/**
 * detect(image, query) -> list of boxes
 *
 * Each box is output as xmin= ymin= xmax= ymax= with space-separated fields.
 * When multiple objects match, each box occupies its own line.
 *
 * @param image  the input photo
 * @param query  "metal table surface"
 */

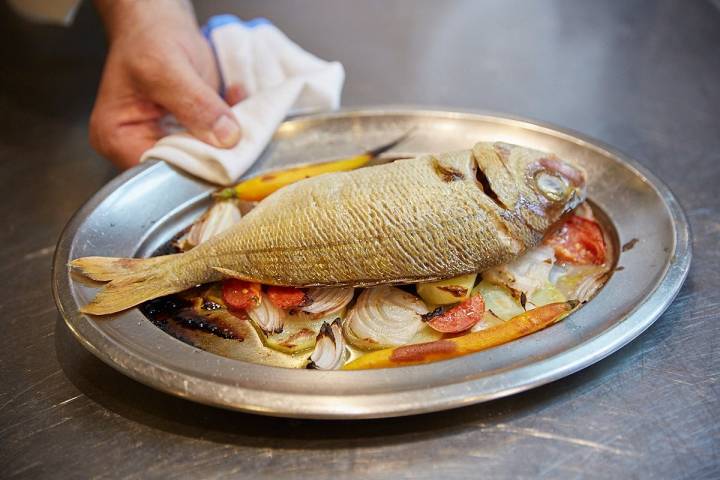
xmin=0 ymin=1 xmax=718 ymax=478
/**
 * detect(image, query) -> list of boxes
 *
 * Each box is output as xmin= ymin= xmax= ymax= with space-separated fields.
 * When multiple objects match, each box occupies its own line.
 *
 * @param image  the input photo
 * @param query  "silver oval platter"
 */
xmin=52 ymin=108 xmax=691 ymax=419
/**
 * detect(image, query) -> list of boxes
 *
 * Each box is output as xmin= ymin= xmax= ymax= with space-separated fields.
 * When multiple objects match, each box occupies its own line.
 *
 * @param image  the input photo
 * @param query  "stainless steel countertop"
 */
xmin=1 ymin=1 xmax=718 ymax=478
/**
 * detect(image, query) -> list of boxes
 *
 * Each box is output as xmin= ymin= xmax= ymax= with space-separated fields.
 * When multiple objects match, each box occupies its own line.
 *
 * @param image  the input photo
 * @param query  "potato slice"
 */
xmin=416 ymin=273 xmax=477 ymax=305
xmin=472 ymin=280 xmax=524 ymax=320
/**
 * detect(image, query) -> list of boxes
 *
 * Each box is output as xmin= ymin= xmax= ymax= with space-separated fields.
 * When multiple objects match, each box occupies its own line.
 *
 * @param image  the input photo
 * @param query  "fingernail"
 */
xmin=212 ymin=114 xmax=241 ymax=147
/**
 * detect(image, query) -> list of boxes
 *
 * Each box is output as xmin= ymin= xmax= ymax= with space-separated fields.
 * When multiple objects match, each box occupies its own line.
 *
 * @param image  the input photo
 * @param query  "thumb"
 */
xmin=148 ymin=64 xmax=242 ymax=148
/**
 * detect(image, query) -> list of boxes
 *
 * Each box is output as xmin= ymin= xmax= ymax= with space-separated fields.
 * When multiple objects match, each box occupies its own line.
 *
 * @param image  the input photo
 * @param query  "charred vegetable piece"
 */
xmin=307 ymin=319 xmax=347 ymax=370
xmin=544 ymin=214 xmax=606 ymax=265
xmin=423 ymin=294 xmax=485 ymax=333
xmin=217 ymin=133 xmax=412 ymax=202
xmin=222 ymin=279 xmax=261 ymax=310
xmin=343 ymin=301 xmax=577 ymax=370
xmin=416 ymin=273 xmax=477 ymax=306
xmin=254 ymin=300 xmax=343 ymax=354
xmin=267 ymin=286 xmax=310 ymax=310
xmin=264 ymin=318 xmax=318 ymax=353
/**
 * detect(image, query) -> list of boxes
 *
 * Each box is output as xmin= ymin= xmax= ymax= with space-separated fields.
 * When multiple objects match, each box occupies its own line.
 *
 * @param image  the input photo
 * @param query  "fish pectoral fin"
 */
xmin=212 ymin=267 xmax=257 ymax=282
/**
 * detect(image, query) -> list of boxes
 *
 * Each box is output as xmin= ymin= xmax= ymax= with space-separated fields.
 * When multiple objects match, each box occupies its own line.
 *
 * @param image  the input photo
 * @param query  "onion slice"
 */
xmin=343 ymin=286 xmax=429 ymax=350
xmin=555 ymin=264 xmax=609 ymax=303
xmin=483 ymin=245 xmax=555 ymax=296
xmin=307 ymin=319 xmax=346 ymax=370
xmin=247 ymin=293 xmax=285 ymax=334
xmin=303 ymin=287 xmax=354 ymax=315
xmin=185 ymin=200 xmax=242 ymax=249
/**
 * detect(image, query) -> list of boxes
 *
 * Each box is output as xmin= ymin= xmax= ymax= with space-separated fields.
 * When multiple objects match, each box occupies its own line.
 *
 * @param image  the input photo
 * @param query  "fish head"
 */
xmin=472 ymin=142 xmax=587 ymax=229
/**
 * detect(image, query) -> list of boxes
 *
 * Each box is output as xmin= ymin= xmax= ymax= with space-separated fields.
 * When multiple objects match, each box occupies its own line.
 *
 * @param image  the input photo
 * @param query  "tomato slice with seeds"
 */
xmin=267 ymin=286 xmax=310 ymax=310
xmin=425 ymin=294 xmax=485 ymax=333
xmin=222 ymin=279 xmax=261 ymax=310
xmin=544 ymin=214 xmax=606 ymax=265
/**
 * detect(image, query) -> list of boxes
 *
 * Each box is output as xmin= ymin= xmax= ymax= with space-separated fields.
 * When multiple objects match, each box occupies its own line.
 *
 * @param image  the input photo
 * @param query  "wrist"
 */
xmin=94 ymin=0 xmax=197 ymax=42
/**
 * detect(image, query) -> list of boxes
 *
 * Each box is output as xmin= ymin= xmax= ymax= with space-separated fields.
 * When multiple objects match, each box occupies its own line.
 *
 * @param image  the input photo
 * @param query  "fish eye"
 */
xmin=534 ymin=171 xmax=570 ymax=201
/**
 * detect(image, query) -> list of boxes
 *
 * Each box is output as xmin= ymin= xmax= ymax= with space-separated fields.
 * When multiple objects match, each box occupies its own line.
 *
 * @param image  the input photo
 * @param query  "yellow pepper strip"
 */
xmin=343 ymin=301 xmax=578 ymax=370
xmin=217 ymin=131 xmax=413 ymax=202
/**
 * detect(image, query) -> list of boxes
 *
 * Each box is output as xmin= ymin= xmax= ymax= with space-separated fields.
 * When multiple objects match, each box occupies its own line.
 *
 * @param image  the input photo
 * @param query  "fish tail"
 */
xmin=70 ymin=254 xmax=188 ymax=315
xmin=69 ymin=255 xmax=180 ymax=281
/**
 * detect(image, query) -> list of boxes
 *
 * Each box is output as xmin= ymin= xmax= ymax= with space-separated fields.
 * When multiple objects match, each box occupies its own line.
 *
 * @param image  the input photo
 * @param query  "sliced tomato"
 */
xmin=544 ymin=214 xmax=606 ymax=265
xmin=222 ymin=279 xmax=261 ymax=310
xmin=267 ymin=286 xmax=310 ymax=310
xmin=424 ymin=294 xmax=485 ymax=333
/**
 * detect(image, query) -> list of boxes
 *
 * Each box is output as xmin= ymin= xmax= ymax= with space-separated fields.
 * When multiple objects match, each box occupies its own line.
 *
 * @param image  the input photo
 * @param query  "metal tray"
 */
xmin=52 ymin=108 xmax=691 ymax=419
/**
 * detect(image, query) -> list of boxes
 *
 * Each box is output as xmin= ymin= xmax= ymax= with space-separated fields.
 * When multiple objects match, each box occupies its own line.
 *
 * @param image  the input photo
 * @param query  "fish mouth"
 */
xmin=564 ymin=186 xmax=586 ymax=213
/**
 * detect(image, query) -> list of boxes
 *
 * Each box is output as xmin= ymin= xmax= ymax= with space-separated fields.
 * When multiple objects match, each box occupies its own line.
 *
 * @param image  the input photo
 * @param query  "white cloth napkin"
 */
xmin=140 ymin=15 xmax=345 ymax=185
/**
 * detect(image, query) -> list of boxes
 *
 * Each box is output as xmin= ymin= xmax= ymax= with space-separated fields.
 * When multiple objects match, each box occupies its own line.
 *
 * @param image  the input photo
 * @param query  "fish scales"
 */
xmin=71 ymin=142 xmax=586 ymax=314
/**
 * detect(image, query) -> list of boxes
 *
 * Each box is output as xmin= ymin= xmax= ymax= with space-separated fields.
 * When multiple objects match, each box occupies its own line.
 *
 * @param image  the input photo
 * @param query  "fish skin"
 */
xmin=71 ymin=142 xmax=586 ymax=314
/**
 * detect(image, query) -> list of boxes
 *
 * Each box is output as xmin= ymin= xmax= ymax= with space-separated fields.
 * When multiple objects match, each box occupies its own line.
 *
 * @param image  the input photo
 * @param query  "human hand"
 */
xmin=91 ymin=0 xmax=244 ymax=169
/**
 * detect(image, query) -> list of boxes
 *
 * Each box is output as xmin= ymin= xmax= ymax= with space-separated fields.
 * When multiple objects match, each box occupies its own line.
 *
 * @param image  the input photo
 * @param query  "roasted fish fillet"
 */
xmin=71 ymin=142 xmax=586 ymax=314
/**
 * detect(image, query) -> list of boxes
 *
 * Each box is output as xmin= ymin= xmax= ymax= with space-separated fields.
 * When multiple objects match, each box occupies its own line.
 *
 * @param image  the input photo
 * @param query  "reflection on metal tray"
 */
xmin=52 ymin=107 xmax=691 ymax=419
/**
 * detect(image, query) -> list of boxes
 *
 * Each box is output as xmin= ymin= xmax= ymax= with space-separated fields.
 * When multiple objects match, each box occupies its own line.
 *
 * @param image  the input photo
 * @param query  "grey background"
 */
xmin=1 ymin=0 xmax=718 ymax=478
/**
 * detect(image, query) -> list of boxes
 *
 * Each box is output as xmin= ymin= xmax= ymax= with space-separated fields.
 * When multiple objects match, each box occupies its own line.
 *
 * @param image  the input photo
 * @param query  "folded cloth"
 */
xmin=140 ymin=15 xmax=345 ymax=185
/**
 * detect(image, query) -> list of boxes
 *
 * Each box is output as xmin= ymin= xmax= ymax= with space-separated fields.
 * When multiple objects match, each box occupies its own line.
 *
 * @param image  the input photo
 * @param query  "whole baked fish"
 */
xmin=72 ymin=142 xmax=586 ymax=314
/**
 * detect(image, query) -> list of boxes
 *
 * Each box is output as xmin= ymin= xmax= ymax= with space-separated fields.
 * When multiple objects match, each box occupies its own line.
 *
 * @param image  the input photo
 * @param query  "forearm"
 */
xmin=93 ymin=0 xmax=197 ymax=42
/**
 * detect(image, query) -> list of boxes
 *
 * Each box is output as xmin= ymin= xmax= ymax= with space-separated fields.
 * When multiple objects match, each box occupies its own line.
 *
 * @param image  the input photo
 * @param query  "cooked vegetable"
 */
xmin=544 ymin=214 xmax=606 ymax=265
xmin=216 ymin=133 xmax=412 ymax=202
xmin=554 ymin=264 xmax=609 ymax=303
xmin=302 ymin=287 xmax=354 ymax=315
xmin=343 ymin=286 xmax=429 ymax=350
xmin=343 ymin=301 xmax=577 ymax=370
xmin=267 ymin=286 xmax=310 ymax=310
xmin=423 ymin=294 xmax=485 ymax=333
xmin=246 ymin=292 xmax=285 ymax=334
xmin=483 ymin=245 xmax=555 ymax=296
xmin=307 ymin=319 xmax=346 ymax=370
xmin=472 ymin=280 xmax=524 ymax=320
xmin=263 ymin=311 xmax=331 ymax=353
xmin=527 ymin=283 xmax=565 ymax=308
xmin=222 ymin=279 xmax=261 ymax=310
xmin=470 ymin=310 xmax=506 ymax=332
xmin=416 ymin=273 xmax=477 ymax=306
xmin=185 ymin=200 xmax=242 ymax=249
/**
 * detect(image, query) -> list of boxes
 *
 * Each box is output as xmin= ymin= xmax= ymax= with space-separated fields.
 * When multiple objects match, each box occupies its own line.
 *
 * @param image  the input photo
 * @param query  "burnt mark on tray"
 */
xmin=622 ymin=238 xmax=639 ymax=252
xmin=433 ymin=159 xmax=465 ymax=182
xmin=174 ymin=310 xmax=239 ymax=339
